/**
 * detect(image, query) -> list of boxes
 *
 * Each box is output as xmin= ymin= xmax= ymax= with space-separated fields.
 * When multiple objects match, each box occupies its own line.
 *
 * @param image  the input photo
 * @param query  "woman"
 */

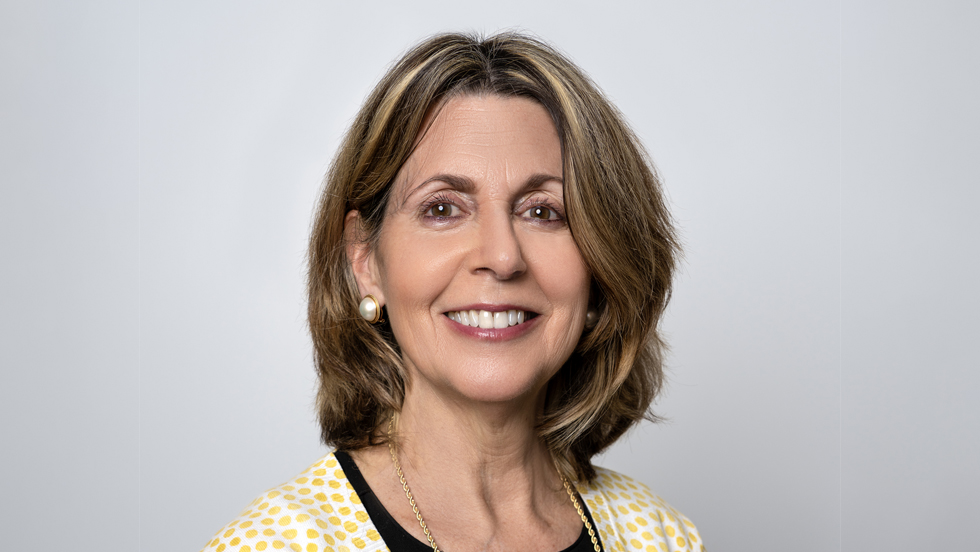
xmin=203 ymin=33 xmax=704 ymax=552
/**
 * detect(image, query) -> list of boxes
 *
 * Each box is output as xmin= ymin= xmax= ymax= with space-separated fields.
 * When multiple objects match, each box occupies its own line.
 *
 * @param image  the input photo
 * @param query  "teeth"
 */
xmin=493 ymin=311 xmax=508 ymax=329
xmin=446 ymin=309 xmax=530 ymax=328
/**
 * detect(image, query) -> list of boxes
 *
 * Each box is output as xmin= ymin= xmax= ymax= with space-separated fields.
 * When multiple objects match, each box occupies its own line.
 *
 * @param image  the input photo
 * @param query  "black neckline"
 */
xmin=334 ymin=450 xmax=603 ymax=552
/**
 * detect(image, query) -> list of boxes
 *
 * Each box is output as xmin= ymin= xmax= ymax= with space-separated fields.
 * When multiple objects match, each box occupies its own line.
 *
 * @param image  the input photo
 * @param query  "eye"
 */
xmin=426 ymin=202 xmax=458 ymax=218
xmin=526 ymin=205 xmax=559 ymax=221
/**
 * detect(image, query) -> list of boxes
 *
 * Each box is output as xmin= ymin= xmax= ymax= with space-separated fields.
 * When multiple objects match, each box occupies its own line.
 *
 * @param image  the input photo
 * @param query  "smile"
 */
xmin=445 ymin=309 xmax=533 ymax=329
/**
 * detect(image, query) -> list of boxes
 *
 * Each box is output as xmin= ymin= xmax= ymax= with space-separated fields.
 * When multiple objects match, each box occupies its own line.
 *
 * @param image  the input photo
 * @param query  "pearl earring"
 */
xmin=585 ymin=308 xmax=599 ymax=329
xmin=359 ymin=295 xmax=382 ymax=324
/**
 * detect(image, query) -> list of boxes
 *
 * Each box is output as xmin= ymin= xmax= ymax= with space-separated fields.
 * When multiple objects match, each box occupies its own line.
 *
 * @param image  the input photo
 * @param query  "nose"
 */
xmin=471 ymin=211 xmax=527 ymax=280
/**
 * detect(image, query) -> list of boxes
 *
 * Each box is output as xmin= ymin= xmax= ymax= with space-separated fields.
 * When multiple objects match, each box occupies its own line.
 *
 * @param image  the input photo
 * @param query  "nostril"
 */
xmin=472 ymin=223 xmax=527 ymax=279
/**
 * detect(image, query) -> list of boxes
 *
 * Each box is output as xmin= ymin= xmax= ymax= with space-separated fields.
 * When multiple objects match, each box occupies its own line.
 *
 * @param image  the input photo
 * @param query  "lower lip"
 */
xmin=444 ymin=314 xmax=538 ymax=341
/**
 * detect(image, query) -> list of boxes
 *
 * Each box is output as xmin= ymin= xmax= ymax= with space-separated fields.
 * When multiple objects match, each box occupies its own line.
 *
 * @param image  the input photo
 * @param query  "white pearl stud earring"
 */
xmin=359 ymin=295 xmax=382 ymax=324
xmin=585 ymin=308 xmax=599 ymax=329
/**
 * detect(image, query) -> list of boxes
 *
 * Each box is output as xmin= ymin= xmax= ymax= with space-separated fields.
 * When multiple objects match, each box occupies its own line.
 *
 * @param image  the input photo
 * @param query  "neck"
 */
xmin=351 ymin=378 xmax=583 ymax=550
xmin=395 ymin=378 xmax=555 ymax=500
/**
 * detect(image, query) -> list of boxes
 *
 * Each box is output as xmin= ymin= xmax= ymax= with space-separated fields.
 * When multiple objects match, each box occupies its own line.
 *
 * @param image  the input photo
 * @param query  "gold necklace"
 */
xmin=386 ymin=415 xmax=601 ymax=552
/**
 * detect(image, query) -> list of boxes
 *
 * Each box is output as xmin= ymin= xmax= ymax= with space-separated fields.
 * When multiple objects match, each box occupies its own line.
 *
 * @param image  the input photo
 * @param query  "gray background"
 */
xmin=1 ymin=1 xmax=977 ymax=550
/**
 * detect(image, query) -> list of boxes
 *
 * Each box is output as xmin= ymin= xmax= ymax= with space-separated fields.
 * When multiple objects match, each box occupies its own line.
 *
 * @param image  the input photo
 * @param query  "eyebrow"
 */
xmin=403 ymin=172 xmax=564 ymax=204
xmin=520 ymin=173 xmax=564 ymax=194
xmin=420 ymin=173 xmax=477 ymax=194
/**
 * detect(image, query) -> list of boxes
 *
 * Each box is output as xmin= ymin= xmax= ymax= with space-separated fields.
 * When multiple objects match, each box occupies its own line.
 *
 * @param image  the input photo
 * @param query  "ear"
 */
xmin=344 ymin=210 xmax=385 ymax=304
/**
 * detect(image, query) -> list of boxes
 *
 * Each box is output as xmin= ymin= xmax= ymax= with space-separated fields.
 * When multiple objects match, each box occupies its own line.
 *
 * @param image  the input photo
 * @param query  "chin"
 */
xmin=442 ymin=360 xmax=553 ymax=407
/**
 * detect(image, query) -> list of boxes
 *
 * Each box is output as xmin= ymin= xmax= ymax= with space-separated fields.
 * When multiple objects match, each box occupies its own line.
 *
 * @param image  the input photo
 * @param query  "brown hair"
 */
xmin=307 ymin=32 xmax=678 ymax=483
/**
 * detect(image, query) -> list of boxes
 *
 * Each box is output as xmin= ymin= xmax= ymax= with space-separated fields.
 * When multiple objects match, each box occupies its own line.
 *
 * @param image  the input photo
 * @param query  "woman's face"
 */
xmin=351 ymin=95 xmax=591 ymax=406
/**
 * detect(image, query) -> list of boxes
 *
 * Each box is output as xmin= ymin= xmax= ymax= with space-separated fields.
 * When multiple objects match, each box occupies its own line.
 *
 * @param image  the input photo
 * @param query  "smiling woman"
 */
xmin=348 ymin=95 xmax=591 ymax=408
xmin=202 ymin=33 xmax=704 ymax=552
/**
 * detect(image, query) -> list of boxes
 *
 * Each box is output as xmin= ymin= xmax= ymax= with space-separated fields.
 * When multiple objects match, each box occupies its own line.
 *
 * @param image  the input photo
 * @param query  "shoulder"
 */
xmin=198 ymin=452 xmax=388 ymax=552
xmin=578 ymin=466 xmax=706 ymax=552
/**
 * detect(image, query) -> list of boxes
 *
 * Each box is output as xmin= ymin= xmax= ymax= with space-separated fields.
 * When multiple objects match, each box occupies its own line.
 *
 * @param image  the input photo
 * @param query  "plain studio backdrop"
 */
xmin=1 ymin=1 xmax=978 ymax=550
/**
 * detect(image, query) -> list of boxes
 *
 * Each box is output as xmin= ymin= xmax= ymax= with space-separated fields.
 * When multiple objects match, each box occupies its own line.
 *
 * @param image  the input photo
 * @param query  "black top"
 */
xmin=334 ymin=450 xmax=603 ymax=552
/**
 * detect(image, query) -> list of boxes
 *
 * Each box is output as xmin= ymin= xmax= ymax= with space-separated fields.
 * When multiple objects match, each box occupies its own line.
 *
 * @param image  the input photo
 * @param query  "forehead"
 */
xmin=420 ymin=94 xmax=558 ymax=145
xmin=392 ymin=95 xmax=562 ymax=201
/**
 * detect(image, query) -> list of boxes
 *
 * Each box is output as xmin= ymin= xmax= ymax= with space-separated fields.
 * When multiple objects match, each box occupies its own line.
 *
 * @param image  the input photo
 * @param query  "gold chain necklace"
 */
xmin=386 ymin=415 xmax=601 ymax=552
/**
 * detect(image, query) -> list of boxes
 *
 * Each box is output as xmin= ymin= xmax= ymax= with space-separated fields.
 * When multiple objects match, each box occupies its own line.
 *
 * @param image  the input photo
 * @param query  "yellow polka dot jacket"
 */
xmin=202 ymin=452 xmax=705 ymax=552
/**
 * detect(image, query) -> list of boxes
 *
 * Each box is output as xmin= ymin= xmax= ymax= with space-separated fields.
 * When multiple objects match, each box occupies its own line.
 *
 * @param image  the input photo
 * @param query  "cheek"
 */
xmin=534 ymin=239 xmax=591 ymax=306
xmin=377 ymin=231 xmax=462 ymax=312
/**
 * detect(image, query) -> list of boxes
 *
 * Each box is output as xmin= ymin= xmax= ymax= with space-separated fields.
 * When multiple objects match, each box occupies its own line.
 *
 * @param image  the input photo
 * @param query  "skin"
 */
xmin=346 ymin=95 xmax=592 ymax=551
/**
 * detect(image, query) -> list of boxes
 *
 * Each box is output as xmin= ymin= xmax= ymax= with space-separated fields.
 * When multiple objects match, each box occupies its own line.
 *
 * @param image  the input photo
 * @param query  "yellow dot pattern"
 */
xmin=201 ymin=453 xmax=704 ymax=552
xmin=200 ymin=454 xmax=391 ymax=552
xmin=579 ymin=468 xmax=705 ymax=552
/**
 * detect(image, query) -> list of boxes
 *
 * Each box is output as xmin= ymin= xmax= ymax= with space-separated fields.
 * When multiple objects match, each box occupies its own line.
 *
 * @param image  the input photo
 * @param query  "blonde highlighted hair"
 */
xmin=308 ymin=32 xmax=678 ymax=482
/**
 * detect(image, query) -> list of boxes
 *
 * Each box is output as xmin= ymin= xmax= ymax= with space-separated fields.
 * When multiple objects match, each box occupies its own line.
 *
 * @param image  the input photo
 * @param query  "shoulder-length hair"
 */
xmin=308 ymin=32 xmax=678 ymax=483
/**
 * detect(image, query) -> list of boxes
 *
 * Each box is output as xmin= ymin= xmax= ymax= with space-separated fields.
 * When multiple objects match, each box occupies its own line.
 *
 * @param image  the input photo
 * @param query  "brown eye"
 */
xmin=529 ymin=206 xmax=554 ymax=220
xmin=427 ymin=202 xmax=457 ymax=217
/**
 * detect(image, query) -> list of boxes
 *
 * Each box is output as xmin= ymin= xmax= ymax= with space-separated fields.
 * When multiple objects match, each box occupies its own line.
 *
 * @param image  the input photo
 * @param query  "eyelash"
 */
xmin=419 ymin=193 xmax=462 ymax=221
xmin=418 ymin=194 xmax=566 ymax=225
xmin=521 ymin=198 xmax=565 ymax=224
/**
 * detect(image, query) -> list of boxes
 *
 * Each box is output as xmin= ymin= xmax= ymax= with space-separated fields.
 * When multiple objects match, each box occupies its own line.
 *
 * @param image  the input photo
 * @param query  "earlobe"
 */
xmin=344 ymin=210 xmax=385 ymax=304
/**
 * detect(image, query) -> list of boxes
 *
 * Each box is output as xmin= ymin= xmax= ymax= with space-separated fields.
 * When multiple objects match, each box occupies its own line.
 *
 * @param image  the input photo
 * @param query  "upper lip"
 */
xmin=445 ymin=303 xmax=536 ymax=314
